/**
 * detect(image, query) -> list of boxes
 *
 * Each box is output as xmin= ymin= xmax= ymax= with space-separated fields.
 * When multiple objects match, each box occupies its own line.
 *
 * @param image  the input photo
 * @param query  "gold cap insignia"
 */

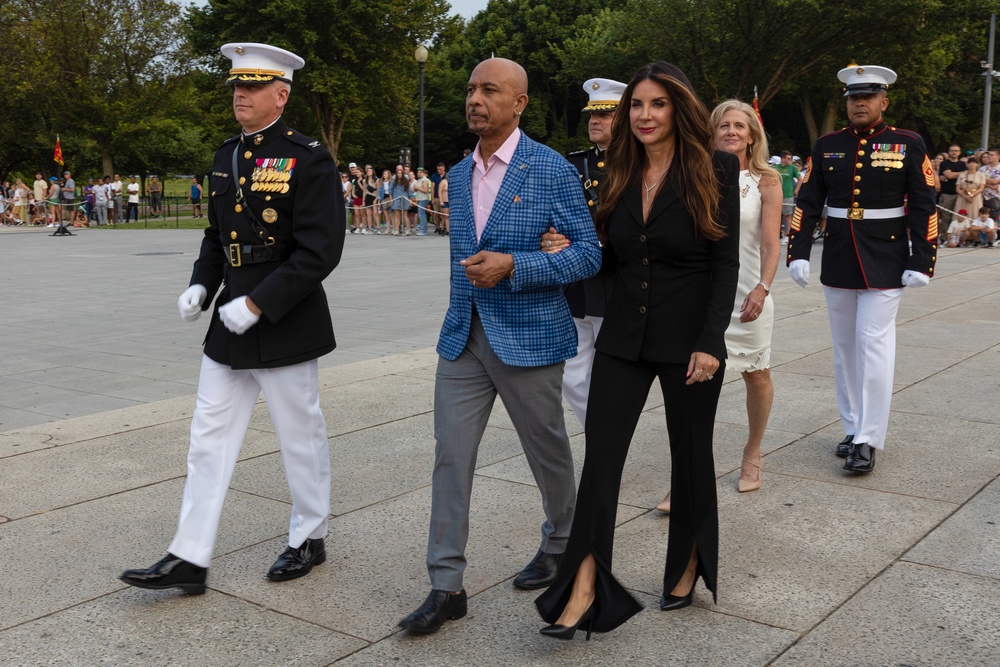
xmin=591 ymin=82 xmax=600 ymax=90
xmin=235 ymin=46 xmax=245 ymax=56
xmin=856 ymin=67 xmax=864 ymax=74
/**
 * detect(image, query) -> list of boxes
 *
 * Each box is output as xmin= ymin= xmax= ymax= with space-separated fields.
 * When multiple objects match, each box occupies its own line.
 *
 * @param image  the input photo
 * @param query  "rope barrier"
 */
xmin=349 ymin=194 xmax=449 ymax=217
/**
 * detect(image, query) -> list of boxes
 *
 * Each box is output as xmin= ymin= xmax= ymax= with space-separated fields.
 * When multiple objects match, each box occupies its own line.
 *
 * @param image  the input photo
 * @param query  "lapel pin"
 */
xmin=518 ymin=163 xmax=526 ymax=170
xmin=513 ymin=195 xmax=522 ymax=203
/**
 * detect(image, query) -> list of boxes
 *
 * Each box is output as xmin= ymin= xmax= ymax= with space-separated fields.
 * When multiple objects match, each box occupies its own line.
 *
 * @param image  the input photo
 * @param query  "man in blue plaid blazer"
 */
xmin=400 ymin=58 xmax=602 ymax=634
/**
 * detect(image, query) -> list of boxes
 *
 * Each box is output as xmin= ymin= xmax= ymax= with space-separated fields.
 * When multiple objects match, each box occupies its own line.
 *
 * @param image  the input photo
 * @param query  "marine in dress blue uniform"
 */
xmin=121 ymin=43 xmax=345 ymax=594
xmin=787 ymin=64 xmax=937 ymax=473
xmin=560 ymin=77 xmax=625 ymax=428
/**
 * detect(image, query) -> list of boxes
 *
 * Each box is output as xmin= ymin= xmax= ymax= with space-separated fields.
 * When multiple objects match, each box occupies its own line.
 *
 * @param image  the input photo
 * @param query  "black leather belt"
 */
xmin=228 ymin=243 xmax=291 ymax=267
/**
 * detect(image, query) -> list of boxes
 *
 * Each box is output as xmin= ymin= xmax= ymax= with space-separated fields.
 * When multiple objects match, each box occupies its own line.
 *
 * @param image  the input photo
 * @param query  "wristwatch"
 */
xmin=757 ymin=282 xmax=771 ymax=295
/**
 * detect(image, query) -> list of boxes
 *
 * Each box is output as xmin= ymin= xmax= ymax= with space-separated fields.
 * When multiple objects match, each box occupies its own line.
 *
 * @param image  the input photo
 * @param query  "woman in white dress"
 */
xmin=658 ymin=99 xmax=780 ymax=510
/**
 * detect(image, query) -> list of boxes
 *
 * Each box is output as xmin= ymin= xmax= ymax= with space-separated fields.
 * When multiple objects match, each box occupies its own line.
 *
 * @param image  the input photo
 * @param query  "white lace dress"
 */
xmin=725 ymin=170 xmax=773 ymax=374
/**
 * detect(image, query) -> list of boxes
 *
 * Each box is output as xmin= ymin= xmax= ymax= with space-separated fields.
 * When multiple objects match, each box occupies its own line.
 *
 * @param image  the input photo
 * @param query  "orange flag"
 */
xmin=53 ymin=135 xmax=64 ymax=166
xmin=752 ymin=86 xmax=763 ymax=129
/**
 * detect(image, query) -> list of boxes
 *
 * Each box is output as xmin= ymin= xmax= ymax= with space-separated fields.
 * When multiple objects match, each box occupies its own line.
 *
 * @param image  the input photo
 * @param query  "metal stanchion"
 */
xmin=51 ymin=201 xmax=75 ymax=236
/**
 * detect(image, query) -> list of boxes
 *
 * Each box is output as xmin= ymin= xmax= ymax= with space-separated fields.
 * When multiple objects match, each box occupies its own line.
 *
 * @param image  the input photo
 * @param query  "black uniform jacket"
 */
xmin=191 ymin=118 xmax=346 ymax=369
xmin=596 ymin=151 xmax=741 ymax=364
xmin=565 ymin=146 xmax=615 ymax=318
xmin=788 ymin=120 xmax=938 ymax=288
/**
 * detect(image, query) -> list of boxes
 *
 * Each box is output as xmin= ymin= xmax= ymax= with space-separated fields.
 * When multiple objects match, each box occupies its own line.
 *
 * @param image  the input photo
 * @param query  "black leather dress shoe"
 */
xmin=512 ymin=549 xmax=561 ymax=590
xmin=399 ymin=589 xmax=468 ymax=634
xmin=120 ymin=553 xmax=207 ymax=594
xmin=836 ymin=434 xmax=855 ymax=458
xmin=844 ymin=442 xmax=876 ymax=473
xmin=267 ymin=538 xmax=326 ymax=581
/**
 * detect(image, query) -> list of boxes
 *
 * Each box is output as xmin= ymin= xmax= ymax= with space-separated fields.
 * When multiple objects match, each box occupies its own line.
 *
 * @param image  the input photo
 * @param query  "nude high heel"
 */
xmin=656 ymin=491 xmax=671 ymax=514
xmin=738 ymin=452 xmax=762 ymax=493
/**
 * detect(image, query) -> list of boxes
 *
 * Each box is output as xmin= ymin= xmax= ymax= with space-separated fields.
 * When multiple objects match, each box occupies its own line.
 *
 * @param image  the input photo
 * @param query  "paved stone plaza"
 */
xmin=1 ymin=226 xmax=998 ymax=666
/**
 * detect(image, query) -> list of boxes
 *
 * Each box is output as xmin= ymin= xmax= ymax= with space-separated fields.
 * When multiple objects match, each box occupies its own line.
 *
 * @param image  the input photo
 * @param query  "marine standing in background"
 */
xmin=787 ymin=64 xmax=937 ymax=474
xmin=560 ymin=78 xmax=626 ymax=428
xmin=120 ymin=43 xmax=345 ymax=593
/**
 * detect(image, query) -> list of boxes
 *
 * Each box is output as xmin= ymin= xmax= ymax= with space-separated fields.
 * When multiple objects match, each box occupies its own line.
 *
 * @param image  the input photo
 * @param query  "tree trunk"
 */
xmin=100 ymin=144 xmax=114 ymax=178
xmin=801 ymin=92 xmax=818 ymax=147
xmin=821 ymin=98 xmax=839 ymax=136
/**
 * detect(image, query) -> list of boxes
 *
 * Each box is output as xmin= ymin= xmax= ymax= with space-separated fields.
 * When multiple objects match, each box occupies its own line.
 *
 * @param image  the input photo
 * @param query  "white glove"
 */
xmin=177 ymin=285 xmax=208 ymax=321
xmin=901 ymin=270 xmax=929 ymax=288
xmin=219 ymin=297 xmax=260 ymax=335
xmin=788 ymin=260 xmax=810 ymax=288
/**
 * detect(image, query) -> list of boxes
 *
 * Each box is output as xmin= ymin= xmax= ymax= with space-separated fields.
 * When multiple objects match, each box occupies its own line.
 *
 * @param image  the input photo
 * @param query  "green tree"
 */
xmin=462 ymin=0 xmax=615 ymax=153
xmin=2 ymin=0 xmax=213 ymax=181
xmin=553 ymin=0 xmax=1000 ymax=154
xmin=186 ymin=0 xmax=451 ymax=165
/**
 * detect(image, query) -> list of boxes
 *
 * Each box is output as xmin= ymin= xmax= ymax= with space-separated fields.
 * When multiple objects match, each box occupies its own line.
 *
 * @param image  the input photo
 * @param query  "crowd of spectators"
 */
xmin=7 ymin=143 xmax=998 ymax=245
xmin=931 ymin=144 xmax=1000 ymax=247
xmin=0 ymin=171 xmax=143 ymax=228
xmin=340 ymin=159 xmax=461 ymax=237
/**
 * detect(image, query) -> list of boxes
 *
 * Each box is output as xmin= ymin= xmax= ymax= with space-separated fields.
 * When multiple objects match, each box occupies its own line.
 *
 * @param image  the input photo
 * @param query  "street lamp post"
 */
xmin=414 ymin=44 xmax=429 ymax=170
xmin=982 ymin=13 xmax=997 ymax=151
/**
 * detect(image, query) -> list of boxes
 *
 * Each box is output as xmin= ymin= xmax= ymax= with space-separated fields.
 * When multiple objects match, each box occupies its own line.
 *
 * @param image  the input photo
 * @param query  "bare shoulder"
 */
xmin=757 ymin=173 xmax=782 ymax=201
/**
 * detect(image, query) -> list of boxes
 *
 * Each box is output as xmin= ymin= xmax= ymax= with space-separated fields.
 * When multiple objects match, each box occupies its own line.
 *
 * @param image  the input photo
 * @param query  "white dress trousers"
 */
xmin=823 ymin=286 xmax=903 ymax=450
xmin=562 ymin=315 xmax=603 ymax=429
xmin=169 ymin=355 xmax=331 ymax=568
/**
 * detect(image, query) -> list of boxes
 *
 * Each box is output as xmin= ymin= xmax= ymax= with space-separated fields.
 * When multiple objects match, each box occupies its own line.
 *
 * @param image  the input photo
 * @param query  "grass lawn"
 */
xmin=162 ymin=177 xmax=203 ymax=198
xmin=98 ymin=218 xmax=210 ymax=230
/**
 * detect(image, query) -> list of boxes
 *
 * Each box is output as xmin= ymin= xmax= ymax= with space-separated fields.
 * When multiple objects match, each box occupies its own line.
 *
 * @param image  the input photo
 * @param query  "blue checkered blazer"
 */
xmin=437 ymin=132 xmax=602 ymax=367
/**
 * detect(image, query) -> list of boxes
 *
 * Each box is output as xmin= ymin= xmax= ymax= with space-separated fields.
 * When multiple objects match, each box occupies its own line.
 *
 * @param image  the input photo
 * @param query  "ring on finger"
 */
xmin=545 ymin=240 xmax=553 ymax=248
xmin=706 ymin=373 xmax=714 ymax=380
xmin=473 ymin=279 xmax=477 ymax=287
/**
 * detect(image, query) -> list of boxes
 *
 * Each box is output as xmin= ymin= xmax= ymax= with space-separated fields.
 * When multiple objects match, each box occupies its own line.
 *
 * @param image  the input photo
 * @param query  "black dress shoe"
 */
xmin=120 ymin=553 xmax=207 ymax=594
xmin=267 ymin=538 xmax=326 ymax=581
xmin=836 ymin=434 xmax=855 ymax=458
xmin=399 ymin=589 xmax=468 ymax=634
xmin=659 ymin=591 xmax=693 ymax=611
xmin=844 ymin=442 xmax=876 ymax=473
xmin=512 ymin=549 xmax=561 ymax=590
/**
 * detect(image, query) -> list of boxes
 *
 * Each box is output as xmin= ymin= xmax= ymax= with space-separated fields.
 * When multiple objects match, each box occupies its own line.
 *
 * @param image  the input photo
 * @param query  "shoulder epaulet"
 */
xmin=819 ymin=128 xmax=849 ymax=141
xmin=285 ymin=130 xmax=325 ymax=151
xmin=219 ymin=134 xmax=240 ymax=148
xmin=892 ymin=128 xmax=923 ymax=141
xmin=566 ymin=149 xmax=588 ymax=157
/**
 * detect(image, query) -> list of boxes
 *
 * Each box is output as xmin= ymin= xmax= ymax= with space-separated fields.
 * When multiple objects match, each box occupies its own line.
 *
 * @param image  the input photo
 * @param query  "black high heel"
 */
xmin=540 ymin=600 xmax=598 ymax=640
xmin=660 ymin=572 xmax=700 ymax=611
xmin=659 ymin=590 xmax=692 ymax=611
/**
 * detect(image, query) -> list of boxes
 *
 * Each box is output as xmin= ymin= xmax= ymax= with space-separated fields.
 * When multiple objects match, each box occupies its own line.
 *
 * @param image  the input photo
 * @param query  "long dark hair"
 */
xmin=596 ymin=61 xmax=724 ymax=242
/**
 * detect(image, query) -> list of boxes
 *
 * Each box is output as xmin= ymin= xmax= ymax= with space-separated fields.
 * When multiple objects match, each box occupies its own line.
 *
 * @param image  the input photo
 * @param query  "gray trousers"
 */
xmin=427 ymin=314 xmax=576 ymax=591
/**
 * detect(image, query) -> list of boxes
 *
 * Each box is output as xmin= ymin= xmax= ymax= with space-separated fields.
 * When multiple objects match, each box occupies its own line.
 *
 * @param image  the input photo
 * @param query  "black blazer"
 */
xmin=192 ymin=119 xmax=345 ymax=370
xmin=595 ymin=150 xmax=740 ymax=364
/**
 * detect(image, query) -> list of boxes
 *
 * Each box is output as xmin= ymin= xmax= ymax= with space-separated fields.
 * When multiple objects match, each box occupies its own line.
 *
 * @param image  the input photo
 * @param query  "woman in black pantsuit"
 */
xmin=535 ymin=61 xmax=740 ymax=638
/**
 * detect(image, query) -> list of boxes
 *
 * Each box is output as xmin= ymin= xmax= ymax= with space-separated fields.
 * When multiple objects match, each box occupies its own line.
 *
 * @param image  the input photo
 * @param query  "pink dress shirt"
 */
xmin=471 ymin=128 xmax=521 ymax=242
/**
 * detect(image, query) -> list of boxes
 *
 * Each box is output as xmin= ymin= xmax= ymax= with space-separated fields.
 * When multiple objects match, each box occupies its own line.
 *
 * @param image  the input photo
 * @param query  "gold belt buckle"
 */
xmin=229 ymin=243 xmax=242 ymax=267
xmin=848 ymin=207 xmax=864 ymax=220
